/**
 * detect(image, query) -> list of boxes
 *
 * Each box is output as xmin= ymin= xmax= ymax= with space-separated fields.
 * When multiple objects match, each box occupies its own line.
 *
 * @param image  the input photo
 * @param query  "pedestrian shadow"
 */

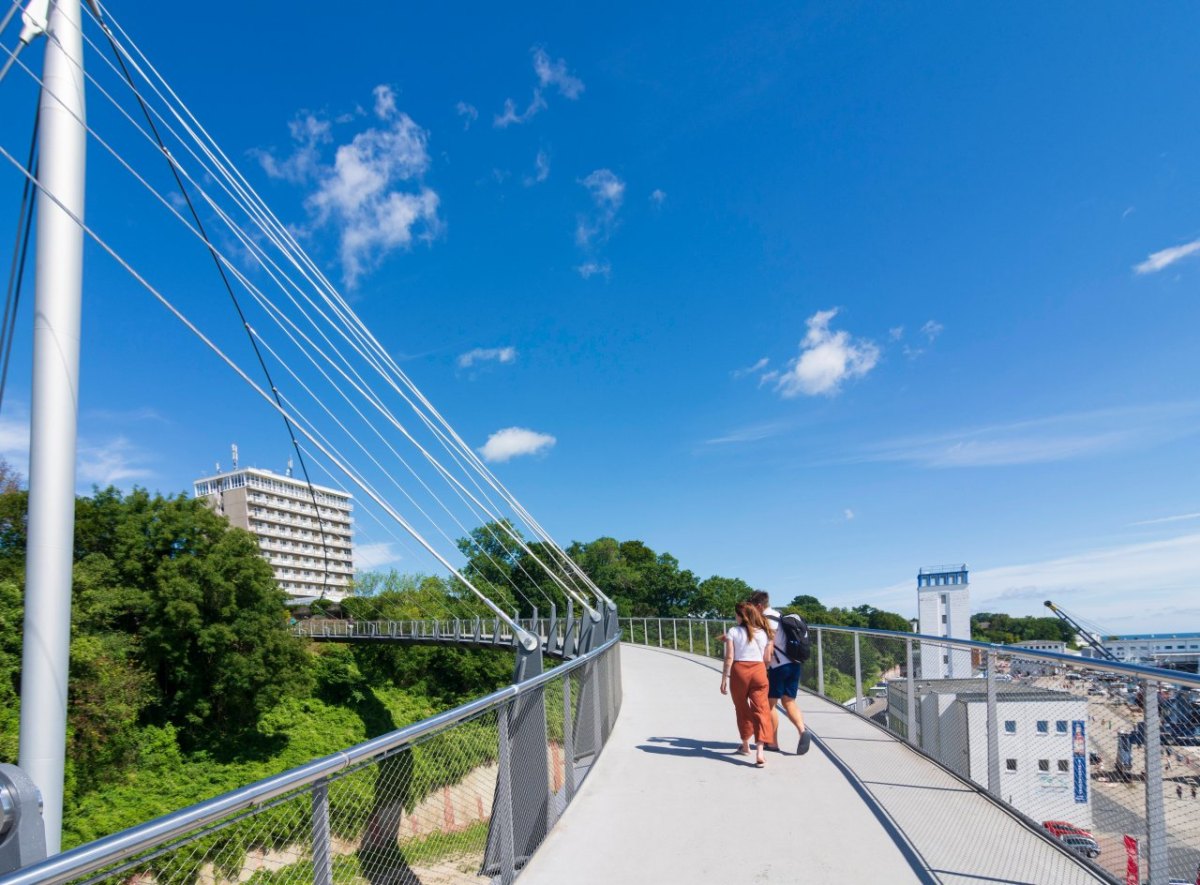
xmin=636 ymin=736 xmax=754 ymax=766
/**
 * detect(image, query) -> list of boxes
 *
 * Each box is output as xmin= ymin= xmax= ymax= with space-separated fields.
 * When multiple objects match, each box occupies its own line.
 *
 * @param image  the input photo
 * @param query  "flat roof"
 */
xmin=1106 ymin=633 xmax=1200 ymax=641
xmin=889 ymin=678 xmax=1079 ymax=703
xmin=194 ymin=466 xmax=350 ymax=499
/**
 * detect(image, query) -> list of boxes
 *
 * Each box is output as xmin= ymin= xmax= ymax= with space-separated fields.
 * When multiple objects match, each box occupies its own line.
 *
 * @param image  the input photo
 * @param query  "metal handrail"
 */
xmin=617 ymin=617 xmax=1200 ymax=689
xmin=0 ymin=635 xmax=620 ymax=885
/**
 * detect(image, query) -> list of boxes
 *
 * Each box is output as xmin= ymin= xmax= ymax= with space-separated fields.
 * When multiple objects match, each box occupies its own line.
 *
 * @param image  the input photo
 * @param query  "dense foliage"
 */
xmin=971 ymin=611 xmax=1077 ymax=646
xmin=0 ymin=475 xmax=513 ymax=849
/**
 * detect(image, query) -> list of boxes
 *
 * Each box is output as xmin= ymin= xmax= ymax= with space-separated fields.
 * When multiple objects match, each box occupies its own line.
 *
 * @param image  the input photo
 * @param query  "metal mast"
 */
xmin=18 ymin=0 xmax=87 ymax=855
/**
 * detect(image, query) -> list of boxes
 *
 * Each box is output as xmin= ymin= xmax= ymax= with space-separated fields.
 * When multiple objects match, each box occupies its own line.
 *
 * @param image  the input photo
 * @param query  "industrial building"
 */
xmin=887 ymin=678 xmax=1091 ymax=827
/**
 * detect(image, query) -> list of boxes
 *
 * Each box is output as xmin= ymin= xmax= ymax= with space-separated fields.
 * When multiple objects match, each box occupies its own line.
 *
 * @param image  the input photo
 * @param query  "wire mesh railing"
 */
xmin=0 ymin=637 xmax=622 ymax=885
xmin=620 ymin=617 xmax=1200 ymax=885
xmin=293 ymin=614 xmax=591 ymax=659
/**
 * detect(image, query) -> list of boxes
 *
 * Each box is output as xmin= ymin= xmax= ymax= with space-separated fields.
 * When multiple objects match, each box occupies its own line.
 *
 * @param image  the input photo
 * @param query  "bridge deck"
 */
xmin=521 ymin=645 xmax=1106 ymax=884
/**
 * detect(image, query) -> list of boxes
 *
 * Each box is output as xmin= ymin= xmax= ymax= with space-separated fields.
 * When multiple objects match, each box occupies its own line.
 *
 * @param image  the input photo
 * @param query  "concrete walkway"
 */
xmin=520 ymin=644 xmax=1108 ymax=884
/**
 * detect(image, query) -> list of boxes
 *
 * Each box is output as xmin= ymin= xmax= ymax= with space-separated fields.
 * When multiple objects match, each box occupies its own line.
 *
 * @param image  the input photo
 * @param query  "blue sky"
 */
xmin=2 ymin=1 xmax=1200 ymax=632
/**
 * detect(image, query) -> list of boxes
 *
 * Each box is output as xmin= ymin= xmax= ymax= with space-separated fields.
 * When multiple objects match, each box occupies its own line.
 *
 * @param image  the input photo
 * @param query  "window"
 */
xmin=1036 ymin=720 xmax=1049 ymax=734
xmin=941 ymin=614 xmax=947 ymax=624
xmin=1057 ymin=760 xmax=1070 ymax=772
xmin=1006 ymin=759 xmax=1017 ymax=772
xmin=1038 ymin=759 xmax=1050 ymax=772
xmin=942 ymin=654 xmax=949 ymax=664
xmin=1005 ymin=720 xmax=1017 ymax=734
xmin=1056 ymin=721 xmax=1068 ymax=734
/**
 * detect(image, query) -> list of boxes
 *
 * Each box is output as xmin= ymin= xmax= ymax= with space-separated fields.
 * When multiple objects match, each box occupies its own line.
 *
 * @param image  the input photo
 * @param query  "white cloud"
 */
xmin=373 ymin=84 xmax=397 ymax=119
xmin=576 ymin=168 xmax=625 ymax=248
xmin=851 ymin=532 xmax=1200 ymax=633
xmin=920 ymin=320 xmax=944 ymax=342
xmin=0 ymin=413 xmax=28 ymax=476
xmin=292 ymin=88 xmax=440 ymax=286
xmin=888 ymin=326 xmax=904 ymax=341
xmin=854 ymin=403 xmax=1200 ymax=468
xmin=843 ymin=508 xmax=855 ymax=521
xmin=524 ymin=149 xmax=550 ymax=185
xmin=77 ymin=436 xmax=153 ymax=487
xmin=253 ymin=112 xmax=332 ymax=183
xmin=576 ymin=260 xmax=611 ymax=279
xmin=649 ymin=188 xmax=667 ymax=207
xmin=479 ymin=427 xmax=556 ymax=463
xmin=1134 ymin=238 xmax=1200 ymax=275
xmin=703 ymin=421 xmax=791 ymax=445
xmin=1129 ymin=512 xmax=1200 ymax=527
xmin=493 ymin=92 xmax=547 ymax=128
xmin=457 ymin=346 xmax=517 ymax=368
xmin=775 ymin=308 xmax=880 ymax=398
xmin=532 ymin=48 xmax=584 ymax=99
xmin=732 ymin=357 xmax=769 ymax=379
xmin=455 ymin=101 xmax=478 ymax=130
xmin=355 ymin=541 xmax=402 ymax=571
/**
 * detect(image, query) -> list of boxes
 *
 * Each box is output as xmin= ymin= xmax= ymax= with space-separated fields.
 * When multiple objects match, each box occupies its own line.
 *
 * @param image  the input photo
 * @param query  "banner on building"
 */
xmin=1071 ymin=720 xmax=1087 ymax=803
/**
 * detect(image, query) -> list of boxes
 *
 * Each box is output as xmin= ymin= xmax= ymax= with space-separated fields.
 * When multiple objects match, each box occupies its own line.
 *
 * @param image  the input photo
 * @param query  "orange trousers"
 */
xmin=730 ymin=661 xmax=776 ymax=746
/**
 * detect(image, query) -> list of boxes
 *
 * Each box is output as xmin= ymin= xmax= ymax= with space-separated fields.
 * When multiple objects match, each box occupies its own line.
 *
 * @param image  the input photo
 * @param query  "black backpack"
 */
xmin=776 ymin=613 xmax=811 ymax=663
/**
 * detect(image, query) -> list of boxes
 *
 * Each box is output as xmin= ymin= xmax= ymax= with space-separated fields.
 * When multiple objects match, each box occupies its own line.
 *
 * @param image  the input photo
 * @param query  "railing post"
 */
xmin=672 ymin=619 xmax=677 ymax=650
xmin=853 ymin=632 xmax=863 ymax=713
xmin=657 ymin=619 xmax=662 ymax=648
xmin=1143 ymin=679 xmax=1167 ymax=884
xmin=562 ymin=670 xmax=576 ymax=801
xmin=493 ymin=703 xmax=516 ymax=885
xmin=688 ymin=619 xmax=694 ymax=655
xmin=905 ymin=637 xmax=917 ymax=747
xmin=816 ymin=628 xmax=825 ymax=697
xmin=643 ymin=618 xmax=648 ymax=645
xmin=985 ymin=650 xmax=1000 ymax=796
xmin=311 ymin=779 xmax=332 ymax=885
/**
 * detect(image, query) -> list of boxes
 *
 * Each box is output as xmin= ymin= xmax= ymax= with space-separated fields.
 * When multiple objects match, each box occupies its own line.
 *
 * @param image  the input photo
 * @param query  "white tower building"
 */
xmin=917 ymin=564 xmax=972 ymax=679
xmin=194 ymin=449 xmax=354 ymax=600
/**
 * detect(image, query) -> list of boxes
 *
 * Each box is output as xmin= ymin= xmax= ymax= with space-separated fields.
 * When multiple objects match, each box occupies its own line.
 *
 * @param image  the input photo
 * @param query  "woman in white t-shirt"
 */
xmin=720 ymin=601 xmax=777 ymax=767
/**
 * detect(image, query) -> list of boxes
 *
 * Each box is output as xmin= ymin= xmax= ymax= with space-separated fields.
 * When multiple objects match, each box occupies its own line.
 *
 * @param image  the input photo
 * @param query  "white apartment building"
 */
xmin=917 ymin=564 xmax=972 ymax=679
xmin=194 ymin=459 xmax=354 ymax=601
xmin=887 ymin=679 xmax=1091 ymax=827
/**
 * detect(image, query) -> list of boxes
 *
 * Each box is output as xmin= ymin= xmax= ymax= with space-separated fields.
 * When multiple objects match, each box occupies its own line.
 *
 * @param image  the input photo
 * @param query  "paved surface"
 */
xmin=520 ymin=645 xmax=1108 ymax=884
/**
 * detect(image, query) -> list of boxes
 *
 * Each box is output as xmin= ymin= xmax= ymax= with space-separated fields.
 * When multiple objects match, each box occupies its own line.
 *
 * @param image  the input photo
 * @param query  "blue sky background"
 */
xmin=2 ymin=1 xmax=1200 ymax=632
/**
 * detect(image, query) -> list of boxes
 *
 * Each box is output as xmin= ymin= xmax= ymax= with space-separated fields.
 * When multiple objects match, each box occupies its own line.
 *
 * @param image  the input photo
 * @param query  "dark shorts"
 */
xmin=767 ymin=661 xmax=802 ymax=699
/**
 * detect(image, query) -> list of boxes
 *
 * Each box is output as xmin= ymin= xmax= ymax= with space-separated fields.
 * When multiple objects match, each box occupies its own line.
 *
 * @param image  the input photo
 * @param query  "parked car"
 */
xmin=1043 ymin=821 xmax=1095 ymax=840
xmin=1059 ymin=834 xmax=1101 ymax=859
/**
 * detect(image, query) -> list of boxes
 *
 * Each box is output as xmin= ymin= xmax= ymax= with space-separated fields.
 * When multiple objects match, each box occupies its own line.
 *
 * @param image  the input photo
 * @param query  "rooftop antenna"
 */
xmin=286 ymin=456 xmax=293 ymax=477
xmin=215 ymin=461 xmax=220 ymax=473
xmin=231 ymin=443 xmax=239 ymax=470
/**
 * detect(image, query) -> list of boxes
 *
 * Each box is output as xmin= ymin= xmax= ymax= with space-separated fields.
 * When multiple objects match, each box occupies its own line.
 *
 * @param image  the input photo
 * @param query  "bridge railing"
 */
xmin=620 ymin=617 xmax=1200 ymax=885
xmin=294 ymin=616 xmax=579 ymax=657
xmin=0 ymin=636 xmax=622 ymax=885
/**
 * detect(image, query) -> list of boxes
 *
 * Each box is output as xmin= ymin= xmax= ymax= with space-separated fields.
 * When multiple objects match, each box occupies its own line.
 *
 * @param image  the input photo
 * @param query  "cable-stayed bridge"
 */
xmin=0 ymin=3 xmax=1198 ymax=883
xmin=3 ymin=619 xmax=1200 ymax=884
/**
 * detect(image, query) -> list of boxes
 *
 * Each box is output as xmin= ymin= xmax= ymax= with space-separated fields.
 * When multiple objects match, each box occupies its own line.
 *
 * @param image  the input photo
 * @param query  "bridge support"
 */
xmin=484 ymin=640 xmax=549 ymax=879
xmin=0 ymin=764 xmax=46 ymax=874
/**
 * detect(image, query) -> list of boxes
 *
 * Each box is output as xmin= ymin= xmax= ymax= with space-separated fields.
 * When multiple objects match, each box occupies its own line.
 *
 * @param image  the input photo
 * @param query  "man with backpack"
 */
xmin=749 ymin=590 xmax=811 ymax=755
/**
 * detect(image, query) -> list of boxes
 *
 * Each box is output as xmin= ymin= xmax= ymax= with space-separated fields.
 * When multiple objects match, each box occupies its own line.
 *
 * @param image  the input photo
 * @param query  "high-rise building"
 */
xmin=917 ymin=563 xmax=972 ymax=679
xmin=194 ymin=451 xmax=354 ymax=600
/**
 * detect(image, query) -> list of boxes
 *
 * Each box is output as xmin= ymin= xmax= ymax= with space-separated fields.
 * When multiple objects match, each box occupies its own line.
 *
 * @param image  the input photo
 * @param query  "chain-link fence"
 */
xmin=0 ymin=638 xmax=622 ymax=885
xmin=621 ymin=618 xmax=1200 ymax=885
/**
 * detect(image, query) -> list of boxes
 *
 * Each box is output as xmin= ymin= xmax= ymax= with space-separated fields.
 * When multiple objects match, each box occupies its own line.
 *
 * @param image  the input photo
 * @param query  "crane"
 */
xmin=1043 ymin=600 xmax=1117 ymax=661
